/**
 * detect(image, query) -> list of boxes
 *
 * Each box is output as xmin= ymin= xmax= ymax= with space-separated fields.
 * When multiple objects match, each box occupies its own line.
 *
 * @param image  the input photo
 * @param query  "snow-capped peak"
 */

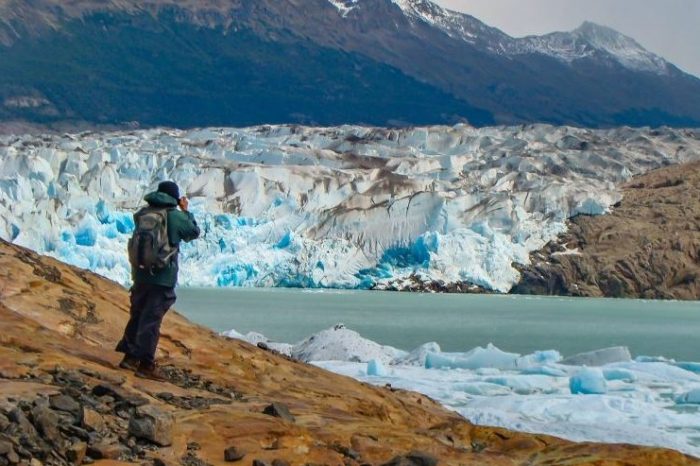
xmin=326 ymin=0 xmax=671 ymax=75
xmin=507 ymin=21 xmax=670 ymax=74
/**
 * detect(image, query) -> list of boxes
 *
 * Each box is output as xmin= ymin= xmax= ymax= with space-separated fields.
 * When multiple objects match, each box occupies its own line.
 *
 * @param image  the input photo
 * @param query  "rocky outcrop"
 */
xmin=513 ymin=161 xmax=700 ymax=300
xmin=0 ymin=239 xmax=698 ymax=465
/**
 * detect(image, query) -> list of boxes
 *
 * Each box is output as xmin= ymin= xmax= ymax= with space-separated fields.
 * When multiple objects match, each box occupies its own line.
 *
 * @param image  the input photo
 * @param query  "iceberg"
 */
xmin=1 ymin=125 xmax=698 ymax=292
xmin=291 ymin=324 xmax=406 ymax=364
xmin=367 ymin=359 xmax=389 ymax=377
xmin=570 ymin=369 xmax=608 ymax=395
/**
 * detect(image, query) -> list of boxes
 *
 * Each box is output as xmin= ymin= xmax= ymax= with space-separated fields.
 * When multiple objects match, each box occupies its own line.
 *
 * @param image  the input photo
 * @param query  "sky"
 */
xmin=435 ymin=0 xmax=700 ymax=78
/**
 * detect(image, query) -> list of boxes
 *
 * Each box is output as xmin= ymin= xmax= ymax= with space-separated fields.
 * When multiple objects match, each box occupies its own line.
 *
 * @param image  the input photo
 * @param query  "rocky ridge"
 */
xmin=1 ymin=240 xmax=698 ymax=465
xmin=513 ymin=161 xmax=700 ymax=299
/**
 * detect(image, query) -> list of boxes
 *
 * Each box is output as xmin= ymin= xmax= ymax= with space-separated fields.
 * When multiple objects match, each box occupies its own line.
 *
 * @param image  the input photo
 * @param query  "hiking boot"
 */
xmin=118 ymin=355 xmax=140 ymax=371
xmin=135 ymin=362 xmax=169 ymax=382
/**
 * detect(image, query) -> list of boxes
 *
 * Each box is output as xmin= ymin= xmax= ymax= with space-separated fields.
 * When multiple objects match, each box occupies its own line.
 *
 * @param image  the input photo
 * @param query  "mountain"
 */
xmin=1 ymin=0 xmax=700 ymax=129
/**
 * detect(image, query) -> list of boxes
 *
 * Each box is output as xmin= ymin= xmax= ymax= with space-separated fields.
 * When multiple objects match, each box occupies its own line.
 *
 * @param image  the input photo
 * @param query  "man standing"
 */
xmin=117 ymin=181 xmax=200 ymax=381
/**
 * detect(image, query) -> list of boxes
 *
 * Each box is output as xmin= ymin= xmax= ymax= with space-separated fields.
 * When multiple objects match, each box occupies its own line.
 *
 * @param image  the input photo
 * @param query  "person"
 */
xmin=116 ymin=181 xmax=200 ymax=381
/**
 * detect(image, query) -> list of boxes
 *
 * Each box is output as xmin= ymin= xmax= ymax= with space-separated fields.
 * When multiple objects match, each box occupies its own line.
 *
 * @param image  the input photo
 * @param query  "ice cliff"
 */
xmin=1 ymin=124 xmax=699 ymax=291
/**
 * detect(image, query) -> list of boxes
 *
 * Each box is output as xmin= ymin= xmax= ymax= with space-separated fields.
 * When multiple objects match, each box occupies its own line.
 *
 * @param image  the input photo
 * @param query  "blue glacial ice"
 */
xmin=2 ymin=125 xmax=699 ymax=291
xmin=569 ymin=368 xmax=608 ymax=395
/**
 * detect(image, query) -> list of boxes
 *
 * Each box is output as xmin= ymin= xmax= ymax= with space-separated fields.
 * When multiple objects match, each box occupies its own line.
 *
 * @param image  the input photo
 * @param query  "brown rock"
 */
xmin=49 ymin=395 xmax=81 ymax=416
xmin=513 ymin=161 xmax=700 ymax=300
xmin=86 ymin=441 xmax=128 ymax=460
xmin=30 ymin=405 xmax=62 ymax=445
xmin=271 ymin=460 xmax=290 ymax=466
xmin=262 ymin=403 xmax=295 ymax=423
xmin=81 ymin=409 xmax=105 ymax=433
xmin=66 ymin=441 xmax=87 ymax=465
xmin=128 ymin=406 xmax=174 ymax=447
xmin=381 ymin=451 xmax=438 ymax=466
xmin=224 ymin=446 xmax=245 ymax=462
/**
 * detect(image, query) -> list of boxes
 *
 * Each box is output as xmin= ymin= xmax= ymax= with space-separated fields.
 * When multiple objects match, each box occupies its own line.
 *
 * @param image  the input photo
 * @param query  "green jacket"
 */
xmin=132 ymin=191 xmax=200 ymax=288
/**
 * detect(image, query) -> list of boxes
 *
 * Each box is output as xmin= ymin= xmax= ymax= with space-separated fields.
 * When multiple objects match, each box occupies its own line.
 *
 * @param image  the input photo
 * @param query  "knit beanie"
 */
xmin=158 ymin=181 xmax=180 ymax=200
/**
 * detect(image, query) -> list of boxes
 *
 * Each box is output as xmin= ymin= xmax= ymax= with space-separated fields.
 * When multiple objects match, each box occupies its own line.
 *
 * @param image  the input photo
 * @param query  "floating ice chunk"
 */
xmin=675 ymin=389 xmax=700 ymax=405
xmin=221 ymin=328 xmax=245 ymax=340
xmin=561 ymin=347 xmax=631 ymax=366
xmin=675 ymin=362 xmax=700 ymax=374
xmin=603 ymin=368 xmax=637 ymax=382
xmin=570 ymin=368 xmax=608 ymax=395
xmin=367 ymin=359 xmax=389 ymax=377
xmin=392 ymin=342 xmax=441 ymax=366
xmin=243 ymin=331 xmax=269 ymax=346
xmin=220 ymin=328 xmax=292 ymax=356
xmin=516 ymin=350 xmax=562 ymax=368
xmin=425 ymin=344 xmax=519 ymax=370
xmin=291 ymin=324 xmax=406 ymax=364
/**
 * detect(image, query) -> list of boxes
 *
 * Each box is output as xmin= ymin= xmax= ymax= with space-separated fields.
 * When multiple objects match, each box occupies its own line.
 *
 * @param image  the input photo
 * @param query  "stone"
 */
xmin=0 ymin=414 xmax=9 ymax=432
xmin=66 ymin=442 xmax=87 ymax=465
xmin=30 ymin=406 xmax=62 ymax=445
xmin=252 ymin=461 xmax=270 ymax=466
xmin=81 ymin=409 xmax=105 ymax=433
xmin=223 ymin=446 xmax=245 ymax=462
xmin=381 ymin=451 xmax=438 ymax=466
xmin=271 ymin=460 xmax=290 ymax=466
xmin=6 ymin=449 xmax=19 ymax=464
xmin=92 ymin=385 xmax=148 ymax=407
xmin=262 ymin=403 xmax=295 ymax=423
xmin=128 ymin=406 xmax=173 ymax=447
xmin=0 ymin=440 xmax=13 ymax=455
xmin=8 ymin=409 xmax=36 ymax=436
xmin=86 ymin=442 xmax=128 ymax=460
xmin=49 ymin=395 xmax=81 ymax=416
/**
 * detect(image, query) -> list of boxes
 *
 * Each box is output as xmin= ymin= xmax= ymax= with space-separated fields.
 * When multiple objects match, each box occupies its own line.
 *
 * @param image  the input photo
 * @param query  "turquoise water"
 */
xmin=175 ymin=288 xmax=699 ymax=361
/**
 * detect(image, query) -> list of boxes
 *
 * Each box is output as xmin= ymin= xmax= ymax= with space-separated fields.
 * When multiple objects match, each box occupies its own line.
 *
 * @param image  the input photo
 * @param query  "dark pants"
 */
xmin=116 ymin=283 xmax=177 ymax=365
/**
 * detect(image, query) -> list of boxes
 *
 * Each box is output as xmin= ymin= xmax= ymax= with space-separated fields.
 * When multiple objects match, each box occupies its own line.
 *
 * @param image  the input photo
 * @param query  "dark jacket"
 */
xmin=132 ymin=191 xmax=200 ymax=288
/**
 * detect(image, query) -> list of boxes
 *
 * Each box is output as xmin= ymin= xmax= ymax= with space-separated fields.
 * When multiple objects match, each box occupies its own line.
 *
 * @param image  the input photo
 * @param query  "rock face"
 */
xmin=0 ymin=239 xmax=698 ymax=465
xmin=513 ymin=161 xmax=700 ymax=300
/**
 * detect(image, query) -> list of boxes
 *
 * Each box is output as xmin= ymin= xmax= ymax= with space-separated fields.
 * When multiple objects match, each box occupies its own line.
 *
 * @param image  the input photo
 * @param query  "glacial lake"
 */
xmin=175 ymin=288 xmax=700 ymax=361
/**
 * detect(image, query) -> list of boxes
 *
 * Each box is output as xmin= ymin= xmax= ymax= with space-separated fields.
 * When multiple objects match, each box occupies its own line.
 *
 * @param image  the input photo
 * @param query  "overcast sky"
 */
xmin=435 ymin=0 xmax=700 ymax=78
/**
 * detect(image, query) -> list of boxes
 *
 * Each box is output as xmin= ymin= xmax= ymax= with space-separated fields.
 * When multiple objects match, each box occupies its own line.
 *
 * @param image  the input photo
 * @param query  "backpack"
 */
xmin=128 ymin=207 xmax=178 ymax=272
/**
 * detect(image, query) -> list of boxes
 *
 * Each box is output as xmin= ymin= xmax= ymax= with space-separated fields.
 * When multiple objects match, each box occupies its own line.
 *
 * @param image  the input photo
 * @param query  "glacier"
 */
xmin=223 ymin=324 xmax=700 ymax=458
xmin=1 ymin=124 xmax=699 ymax=291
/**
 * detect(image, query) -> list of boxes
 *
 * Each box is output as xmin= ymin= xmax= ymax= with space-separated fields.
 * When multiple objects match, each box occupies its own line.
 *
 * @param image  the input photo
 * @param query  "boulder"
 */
xmin=224 ymin=446 xmax=245 ymax=462
xmin=381 ymin=451 xmax=438 ymax=466
xmin=81 ymin=409 xmax=105 ymax=433
xmin=30 ymin=406 xmax=62 ymax=445
xmin=262 ymin=403 xmax=295 ymax=423
xmin=49 ymin=395 xmax=81 ymax=416
xmin=66 ymin=441 xmax=87 ymax=465
xmin=128 ymin=406 xmax=174 ymax=447
xmin=86 ymin=441 xmax=129 ymax=460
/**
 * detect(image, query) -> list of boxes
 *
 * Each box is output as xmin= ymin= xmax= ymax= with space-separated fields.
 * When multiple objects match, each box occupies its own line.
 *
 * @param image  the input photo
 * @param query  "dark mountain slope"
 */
xmin=1 ymin=0 xmax=699 ymax=129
